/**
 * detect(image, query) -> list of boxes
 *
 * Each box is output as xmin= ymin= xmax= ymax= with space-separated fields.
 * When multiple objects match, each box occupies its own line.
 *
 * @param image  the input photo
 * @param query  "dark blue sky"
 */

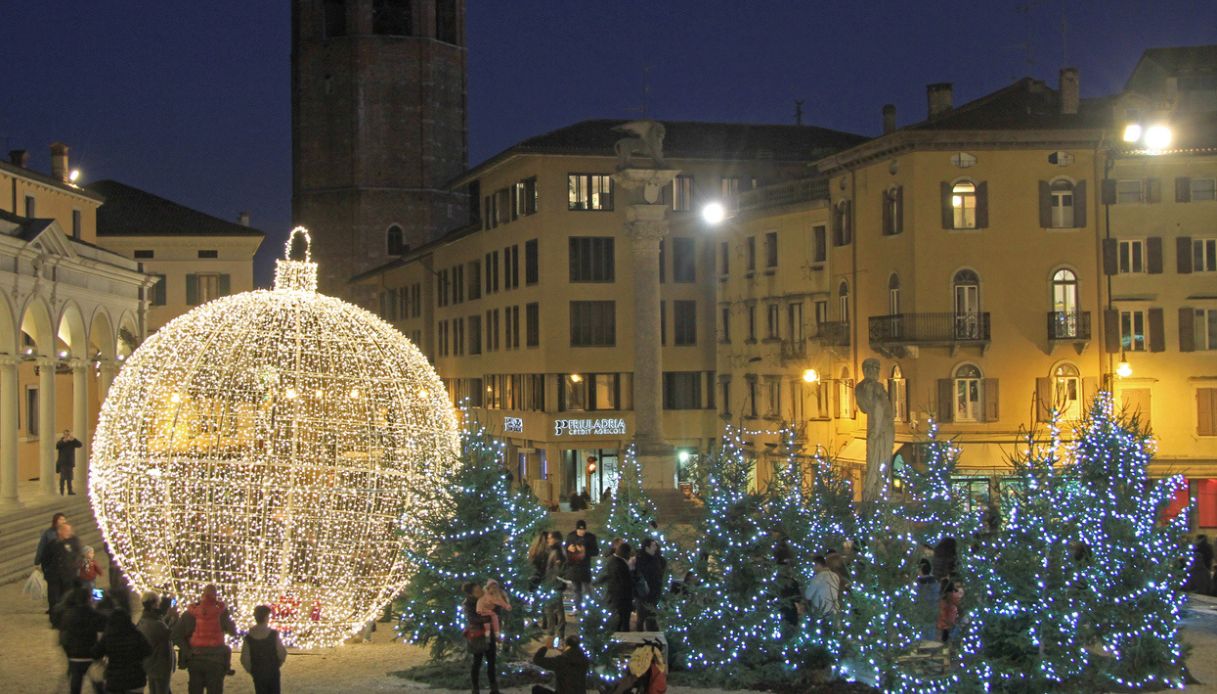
xmin=4 ymin=2 xmax=1215 ymax=284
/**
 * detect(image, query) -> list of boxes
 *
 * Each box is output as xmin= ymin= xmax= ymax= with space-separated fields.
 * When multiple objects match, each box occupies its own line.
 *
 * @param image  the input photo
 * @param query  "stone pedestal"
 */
xmin=615 ymin=168 xmax=681 ymax=490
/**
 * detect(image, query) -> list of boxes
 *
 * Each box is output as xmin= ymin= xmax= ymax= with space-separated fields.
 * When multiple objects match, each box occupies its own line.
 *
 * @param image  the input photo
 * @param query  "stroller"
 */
xmin=604 ymin=638 xmax=667 ymax=694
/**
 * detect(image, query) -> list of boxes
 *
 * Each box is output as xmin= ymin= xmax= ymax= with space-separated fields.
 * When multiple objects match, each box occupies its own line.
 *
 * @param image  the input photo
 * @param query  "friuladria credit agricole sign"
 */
xmin=553 ymin=418 xmax=628 ymax=437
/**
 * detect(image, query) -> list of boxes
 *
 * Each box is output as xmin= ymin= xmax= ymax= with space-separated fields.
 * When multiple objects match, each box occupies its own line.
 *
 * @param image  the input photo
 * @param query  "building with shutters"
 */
xmin=86 ymin=180 xmax=265 ymax=334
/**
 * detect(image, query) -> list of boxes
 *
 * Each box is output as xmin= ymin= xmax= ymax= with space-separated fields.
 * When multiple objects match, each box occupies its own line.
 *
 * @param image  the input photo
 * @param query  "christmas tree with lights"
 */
xmin=394 ymin=415 xmax=545 ymax=659
xmin=666 ymin=426 xmax=783 ymax=674
xmin=1069 ymin=393 xmax=1188 ymax=690
xmin=959 ymin=419 xmax=1092 ymax=692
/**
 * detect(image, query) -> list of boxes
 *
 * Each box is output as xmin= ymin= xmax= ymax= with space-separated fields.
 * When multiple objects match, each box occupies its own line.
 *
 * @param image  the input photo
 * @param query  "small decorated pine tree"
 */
xmin=1070 ymin=392 xmax=1188 ymax=690
xmin=393 ymin=414 xmax=545 ymax=660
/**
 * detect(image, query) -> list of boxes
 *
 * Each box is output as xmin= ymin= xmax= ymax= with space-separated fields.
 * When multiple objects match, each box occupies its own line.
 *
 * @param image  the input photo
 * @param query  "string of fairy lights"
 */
xmin=89 ymin=227 xmax=459 ymax=648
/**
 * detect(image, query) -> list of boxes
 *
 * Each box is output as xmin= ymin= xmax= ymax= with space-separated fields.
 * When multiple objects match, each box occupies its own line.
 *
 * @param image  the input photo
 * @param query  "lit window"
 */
xmin=1120 ymin=310 xmax=1146 ymax=352
xmin=1054 ymin=364 xmax=1081 ymax=420
xmin=567 ymin=174 xmax=613 ymax=211
xmin=953 ymin=364 xmax=982 ymax=422
xmin=1119 ymin=240 xmax=1145 ymax=273
xmin=1050 ymin=180 xmax=1075 ymax=228
xmin=951 ymin=182 xmax=977 ymax=229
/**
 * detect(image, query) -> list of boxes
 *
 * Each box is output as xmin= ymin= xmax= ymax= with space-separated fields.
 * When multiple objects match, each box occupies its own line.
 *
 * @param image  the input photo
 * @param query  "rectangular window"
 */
xmin=1199 ymin=388 xmax=1217 ymax=436
xmin=505 ymin=245 xmax=520 ymax=289
xmin=766 ymin=303 xmax=779 ymax=339
xmin=674 ymin=300 xmax=697 ymax=346
xmin=25 ymin=387 xmax=38 ymax=436
xmin=721 ymin=177 xmax=741 ymax=210
xmin=1121 ymin=310 xmax=1147 ymax=352
xmin=150 ymin=274 xmax=167 ymax=306
xmin=72 ymin=210 xmax=82 ymax=239
xmin=437 ymin=321 xmax=448 ymax=356
xmin=746 ymin=304 xmax=757 ymax=341
xmin=1192 ymin=178 xmax=1216 ymax=202
xmin=468 ymin=261 xmax=481 ymax=300
xmin=198 ymin=250 xmax=219 ymax=259
xmin=453 ymin=265 xmax=464 ymax=303
xmin=24 ymin=195 xmax=35 ymax=218
xmin=569 ymin=237 xmax=615 ymax=282
xmin=570 ymin=301 xmax=615 ymax=346
xmin=664 ymin=372 xmax=703 ymax=410
xmin=134 ymin=250 xmax=154 ymax=259
xmin=468 ymin=315 xmax=482 ymax=355
xmin=563 ymin=374 xmax=587 ymax=411
xmin=1116 ymin=180 xmax=1144 ymax=204
xmin=837 ymin=378 xmax=854 ymax=419
xmin=1195 ymin=309 xmax=1217 ymax=350
xmin=814 ymin=300 xmax=828 ymax=326
xmin=186 ymin=273 xmax=229 ymax=305
xmin=746 ymin=377 xmax=758 ymax=418
xmin=672 ymin=237 xmax=695 ymax=282
xmin=568 ymin=174 xmax=614 ymax=211
xmin=719 ymin=241 xmax=729 ymax=276
xmin=591 ymin=373 xmax=618 ymax=410
xmin=513 ymin=177 xmax=538 ymax=218
xmin=452 ymin=318 xmax=464 ymax=356
xmin=888 ymin=377 xmax=908 ymax=422
xmin=745 ymin=237 xmax=756 ymax=272
xmin=673 ymin=175 xmax=694 ymax=211
xmin=1194 ymin=238 xmax=1217 ymax=272
xmin=525 ymin=239 xmax=539 ymax=284
xmin=1118 ymin=240 xmax=1145 ymax=274
xmin=660 ymin=301 xmax=666 ymax=346
xmin=510 ymin=306 xmax=521 ymax=349
xmin=720 ymin=379 xmax=731 ymax=416
xmin=787 ymin=302 xmax=804 ymax=341
xmin=720 ymin=306 xmax=731 ymax=342
xmin=526 ymin=303 xmax=539 ymax=347
xmin=813 ymin=225 xmax=827 ymax=263
xmin=765 ymin=378 xmax=781 ymax=417
xmin=764 ymin=231 xmax=778 ymax=269
xmin=485 ymin=251 xmax=500 ymax=293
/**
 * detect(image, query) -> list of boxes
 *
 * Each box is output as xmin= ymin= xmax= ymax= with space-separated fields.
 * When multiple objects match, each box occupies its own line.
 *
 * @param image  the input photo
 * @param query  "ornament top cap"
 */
xmin=274 ymin=226 xmax=319 ymax=293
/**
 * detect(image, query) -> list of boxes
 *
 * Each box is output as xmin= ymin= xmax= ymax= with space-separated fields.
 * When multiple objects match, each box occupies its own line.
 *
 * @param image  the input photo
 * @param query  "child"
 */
xmin=78 ymin=546 xmax=101 ymax=594
xmin=476 ymin=579 xmax=512 ymax=642
xmin=241 ymin=605 xmax=287 ymax=694
xmin=937 ymin=579 xmax=964 ymax=643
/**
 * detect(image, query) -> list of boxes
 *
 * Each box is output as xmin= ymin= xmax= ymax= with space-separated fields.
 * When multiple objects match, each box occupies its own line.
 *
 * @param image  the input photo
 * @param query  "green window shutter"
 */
xmin=219 ymin=274 xmax=231 ymax=296
xmin=1177 ymin=237 xmax=1193 ymax=274
xmin=940 ymin=182 xmax=953 ymax=229
xmin=1074 ymin=180 xmax=1087 ymax=227
xmin=1176 ymin=177 xmax=1191 ymax=203
xmin=1038 ymin=180 xmax=1052 ymax=227
xmin=186 ymin=274 xmax=198 ymax=306
xmin=975 ymin=181 xmax=989 ymax=228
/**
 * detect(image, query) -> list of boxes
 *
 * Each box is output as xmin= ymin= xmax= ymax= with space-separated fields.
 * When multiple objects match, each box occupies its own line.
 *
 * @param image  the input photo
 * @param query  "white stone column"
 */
xmin=71 ymin=361 xmax=89 ymax=494
xmin=614 ymin=167 xmax=681 ymax=489
xmin=98 ymin=359 xmax=117 ymax=404
xmin=0 ymin=356 xmax=20 ymax=508
xmin=37 ymin=357 xmax=57 ymax=497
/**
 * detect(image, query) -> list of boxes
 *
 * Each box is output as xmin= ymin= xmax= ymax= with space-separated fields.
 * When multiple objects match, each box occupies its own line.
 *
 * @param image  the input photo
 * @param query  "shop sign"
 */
xmin=553 ymin=417 xmax=627 ymax=437
xmin=504 ymin=416 xmax=524 ymax=433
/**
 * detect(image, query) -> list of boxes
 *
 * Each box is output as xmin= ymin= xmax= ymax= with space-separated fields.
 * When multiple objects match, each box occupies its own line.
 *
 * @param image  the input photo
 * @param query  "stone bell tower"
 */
xmin=291 ymin=0 xmax=468 ymax=302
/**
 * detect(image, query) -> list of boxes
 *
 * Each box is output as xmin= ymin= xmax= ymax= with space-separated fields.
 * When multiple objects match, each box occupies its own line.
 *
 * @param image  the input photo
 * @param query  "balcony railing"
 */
xmin=869 ymin=312 xmax=991 ymax=345
xmin=813 ymin=321 xmax=850 ymax=347
xmin=780 ymin=338 xmax=807 ymax=361
xmin=1046 ymin=311 xmax=1091 ymax=341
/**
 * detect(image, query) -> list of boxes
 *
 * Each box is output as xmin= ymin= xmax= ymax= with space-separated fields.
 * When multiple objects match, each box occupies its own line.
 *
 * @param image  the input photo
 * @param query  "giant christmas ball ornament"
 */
xmin=89 ymin=228 xmax=458 ymax=647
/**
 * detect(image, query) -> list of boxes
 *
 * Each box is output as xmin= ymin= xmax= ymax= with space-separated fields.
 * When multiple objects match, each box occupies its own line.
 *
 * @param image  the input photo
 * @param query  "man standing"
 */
xmin=600 ymin=542 xmax=635 ymax=632
xmin=45 ymin=520 xmax=82 ymax=622
xmin=530 ymin=635 xmax=589 ymax=694
xmin=804 ymin=555 xmax=842 ymax=617
xmin=173 ymin=584 xmax=237 ymax=694
xmin=56 ymin=430 xmax=82 ymax=495
xmin=564 ymin=520 xmax=598 ymax=613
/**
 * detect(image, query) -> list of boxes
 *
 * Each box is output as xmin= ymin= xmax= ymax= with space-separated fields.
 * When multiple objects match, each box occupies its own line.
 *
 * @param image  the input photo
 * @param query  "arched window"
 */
xmin=953 ymin=270 xmax=981 ymax=339
xmin=888 ymin=365 xmax=907 ymax=422
xmin=951 ymin=181 xmax=977 ymax=229
xmin=1050 ymin=179 xmax=1075 ymax=228
xmin=386 ymin=225 xmax=405 ymax=255
xmin=1051 ymin=268 xmax=1079 ymax=338
xmin=953 ymin=363 xmax=982 ymax=422
xmin=838 ymin=281 xmax=849 ymax=324
xmin=1053 ymin=363 xmax=1081 ymax=420
xmin=888 ymin=273 xmax=901 ymax=315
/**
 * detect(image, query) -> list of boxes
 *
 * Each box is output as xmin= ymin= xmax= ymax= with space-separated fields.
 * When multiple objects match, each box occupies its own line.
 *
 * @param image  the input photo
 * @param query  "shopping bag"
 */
xmin=23 ymin=568 xmax=47 ymax=601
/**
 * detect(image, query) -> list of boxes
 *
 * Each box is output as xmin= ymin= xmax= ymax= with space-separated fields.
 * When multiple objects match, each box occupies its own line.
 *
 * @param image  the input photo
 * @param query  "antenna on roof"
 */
xmin=794 ymin=100 xmax=805 ymax=125
xmin=623 ymin=64 xmax=654 ymax=118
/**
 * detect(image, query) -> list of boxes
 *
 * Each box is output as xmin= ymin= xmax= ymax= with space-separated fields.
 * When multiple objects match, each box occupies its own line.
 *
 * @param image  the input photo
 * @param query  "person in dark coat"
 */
xmin=634 ymin=538 xmax=666 ymax=631
xmin=56 ymin=430 xmax=83 ymax=495
xmin=542 ymin=531 xmax=568 ymax=644
xmin=932 ymin=537 xmax=957 ymax=580
xmin=56 ymin=587 xmax=107 ymax=694
xmin=46 ymin=521 xmax=83 ymax=623
xmin=463 ymin=582 xmax=498 ymax=694
xmin=1188 ymin=534 xmax=1214 ymax=595
xmin=531 ymin=635 xmax=590 ymax=694
xmin=172 ymin=585 xmax=238 ymax=694
xmin=93 ymin=610 xmax=152 ymax=693
xmin=599 ymin=542 xmax=635 ymax=632
xmin=564 ymin=520 xmax=598 ymax=613
xmin=35 ymin=512 xmax=68 ymax=614
xmin=240 ymin=605 xmax=287 ymax=694
xmin=137 ymin=593 xmax=175 ymax=694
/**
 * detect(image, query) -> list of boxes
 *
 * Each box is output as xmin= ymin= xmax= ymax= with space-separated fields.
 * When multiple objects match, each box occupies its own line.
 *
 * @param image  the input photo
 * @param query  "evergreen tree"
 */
xmin=1070 ymin=393 xmax=1188 ymax=689
xmin=394 ymin=416 xmax=546 ymax=660
xmin=960 ymin=419 xmax=1092 ymax=692
xmin=667 ymin=426 xmax=782 ymax=671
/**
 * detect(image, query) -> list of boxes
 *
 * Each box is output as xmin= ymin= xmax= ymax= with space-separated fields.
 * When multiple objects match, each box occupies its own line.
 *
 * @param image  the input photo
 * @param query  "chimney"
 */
xmin=1059 ymin=67 xmax=1079 ymax=115
xmin=50 ymin=142 xmax=70 ymax=182
xmin=882 ymin=104 xmax=897 ymax=134
xmin=237 ymin=211 xmax=251 ymax=227
xmin=8 ymin=150 xmax=29 ymax=168
xmin=926 ymin=83 xmax=953 ymax=119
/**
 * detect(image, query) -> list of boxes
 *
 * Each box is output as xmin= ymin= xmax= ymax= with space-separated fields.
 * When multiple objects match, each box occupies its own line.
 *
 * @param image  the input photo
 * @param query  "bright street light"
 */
xmin=802 ymin=368 xmax=819 ymax=383
xmin=1143 ymin=124 xmax=1172 ymax=151
xmin=701 ymin=201 xmax=726 ymax=225
xmin=1116 ymin=361 xmax=1133 ymax=379
xmin=1122 ymin=123 xmax=1142 ymax=143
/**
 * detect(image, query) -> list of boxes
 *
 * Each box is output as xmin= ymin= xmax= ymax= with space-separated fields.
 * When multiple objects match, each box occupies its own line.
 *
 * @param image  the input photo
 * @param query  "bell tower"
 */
xmin=292 ymin=0 xmax=468 ymax=301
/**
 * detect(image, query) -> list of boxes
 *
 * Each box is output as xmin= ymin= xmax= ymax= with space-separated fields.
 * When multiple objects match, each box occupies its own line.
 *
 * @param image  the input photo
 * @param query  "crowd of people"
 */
xmin=32 ymin=513 xmax=288 ymax=694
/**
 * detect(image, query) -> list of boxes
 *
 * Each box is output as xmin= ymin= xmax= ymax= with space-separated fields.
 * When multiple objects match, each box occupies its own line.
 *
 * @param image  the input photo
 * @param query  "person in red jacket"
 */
xmin=172 ymin=584 xmax=237 ymax=693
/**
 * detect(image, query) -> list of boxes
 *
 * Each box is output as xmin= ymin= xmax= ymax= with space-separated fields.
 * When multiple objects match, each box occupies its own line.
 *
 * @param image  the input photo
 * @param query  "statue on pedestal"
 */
xmin=855 ymin=358 xmax=895 ymax=503
xmin=614 ymin=121 xmax=667 ymax=170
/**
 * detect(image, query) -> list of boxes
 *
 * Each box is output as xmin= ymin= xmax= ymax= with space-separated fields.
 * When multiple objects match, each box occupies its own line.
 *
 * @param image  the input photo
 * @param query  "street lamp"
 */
xmin=802 ymin=368 xmax=819 ymax=383
xmin=701 ymin=201 xmax=727 ymax=226
xmin=1116 ymin=360 xmax=1133 ymax=379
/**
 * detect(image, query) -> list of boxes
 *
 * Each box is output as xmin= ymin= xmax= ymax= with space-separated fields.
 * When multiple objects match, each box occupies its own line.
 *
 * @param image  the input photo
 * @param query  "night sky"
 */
xmin=4 ymin=2 xmax=1215 ymax=284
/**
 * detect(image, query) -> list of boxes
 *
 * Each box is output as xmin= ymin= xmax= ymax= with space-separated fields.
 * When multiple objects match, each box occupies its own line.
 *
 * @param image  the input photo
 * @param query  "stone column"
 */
xmin=71 ymin=361 xmax=89 ymax=495
xmin=0 ymin=356 xmax=20 ymax=508
xmin=98 ymin=359 xmax=118 ymax=404
xmin=37 ymin=357 xmax=57 ymax=497
xmin=615 ymin=168 xmax=681 ymax=489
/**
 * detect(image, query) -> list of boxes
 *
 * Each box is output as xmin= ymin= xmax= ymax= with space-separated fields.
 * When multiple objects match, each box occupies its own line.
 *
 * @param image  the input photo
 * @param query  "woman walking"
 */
xmin=463 ymin=582 xmax=499 ymax=694
xmin=92 ymin=610 xmax=152 ymax=694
